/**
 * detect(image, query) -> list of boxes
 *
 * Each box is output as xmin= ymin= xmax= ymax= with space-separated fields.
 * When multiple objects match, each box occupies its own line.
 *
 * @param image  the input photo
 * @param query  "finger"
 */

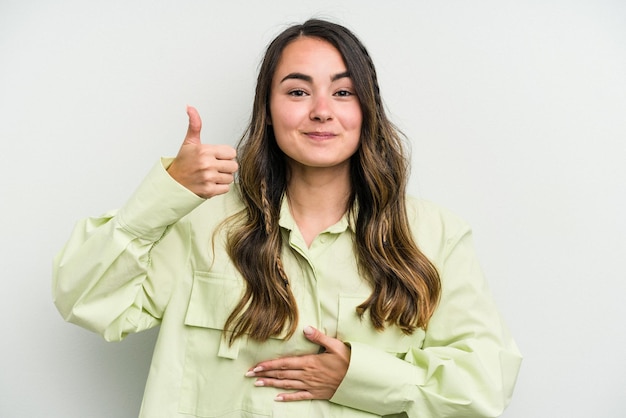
xmin=302 ymin=326 xmax=342 ymax=353
xmin=274 ymin=391 xmax=314 ymax=402
xmin=184 ymin=105 xmax=202 ymax=145
xmin=194 ymin=173 xmax=234 ymax=189
xmin=247 ymin=356 xmax=307 ymax=376
xmin=250 ymin=366 xmax=304 ymax=381
xmin=212 ymin=144 xmax=238 ymax=162
xmin=205 ymin=160 xmax=239 ymax=179
xmin=253 ymin=376 xmax=306 ymax=390
xmin=205 ymin=184 xmax=231 ymax=198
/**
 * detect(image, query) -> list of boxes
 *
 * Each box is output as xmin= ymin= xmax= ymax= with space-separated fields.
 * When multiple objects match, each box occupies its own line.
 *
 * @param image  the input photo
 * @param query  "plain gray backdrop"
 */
xmin=1 ymin=0 xmax=625 ymax=416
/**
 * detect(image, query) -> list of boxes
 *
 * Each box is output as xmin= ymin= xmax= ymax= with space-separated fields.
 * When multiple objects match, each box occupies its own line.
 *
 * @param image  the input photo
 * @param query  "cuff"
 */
xmin=330 ymin=341 xmax=422 ymax=416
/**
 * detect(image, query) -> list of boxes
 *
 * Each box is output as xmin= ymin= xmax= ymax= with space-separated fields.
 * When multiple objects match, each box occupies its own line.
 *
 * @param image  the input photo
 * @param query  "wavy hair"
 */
xmin=223 ymin=19 xmax=441 ymax=344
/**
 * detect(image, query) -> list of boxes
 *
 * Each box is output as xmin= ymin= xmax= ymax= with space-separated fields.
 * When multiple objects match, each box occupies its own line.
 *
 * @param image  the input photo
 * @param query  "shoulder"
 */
xmin=405 ymin=196 xmax=472 ymax=261
xmin=405 ymin=196 xmax=469 ymax=234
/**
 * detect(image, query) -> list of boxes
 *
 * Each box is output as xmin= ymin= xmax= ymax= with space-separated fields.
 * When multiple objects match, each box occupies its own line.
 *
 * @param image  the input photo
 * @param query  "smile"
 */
xmin=305 ymin=131 xmax=336 ymax=140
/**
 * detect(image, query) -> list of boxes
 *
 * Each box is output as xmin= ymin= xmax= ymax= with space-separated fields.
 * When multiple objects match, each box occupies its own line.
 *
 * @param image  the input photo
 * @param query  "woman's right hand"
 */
xmin=167 ymin=106 xmax=238 ymax=199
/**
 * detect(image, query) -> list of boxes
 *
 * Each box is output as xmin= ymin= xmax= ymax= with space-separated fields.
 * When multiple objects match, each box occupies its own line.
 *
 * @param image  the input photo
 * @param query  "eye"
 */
xmin=288 ymin=89 xmax=308 ymax=97
xmin=334 ymin=89 xmax=354 ymax=97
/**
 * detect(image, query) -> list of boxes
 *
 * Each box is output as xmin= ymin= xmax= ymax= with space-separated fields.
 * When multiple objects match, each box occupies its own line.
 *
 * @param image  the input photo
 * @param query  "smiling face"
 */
xmin=269 ymin=36 xmax=363 ymax=173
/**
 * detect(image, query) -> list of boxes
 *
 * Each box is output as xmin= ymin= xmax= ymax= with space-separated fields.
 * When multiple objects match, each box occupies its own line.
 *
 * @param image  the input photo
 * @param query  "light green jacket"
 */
xmin=53 ymin=160 xmax=521 ymax=417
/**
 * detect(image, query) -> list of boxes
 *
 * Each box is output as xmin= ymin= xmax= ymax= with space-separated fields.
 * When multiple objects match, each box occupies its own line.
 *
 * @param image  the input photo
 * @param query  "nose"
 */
xmin=309 ymin=96 xmax=333 ymax=122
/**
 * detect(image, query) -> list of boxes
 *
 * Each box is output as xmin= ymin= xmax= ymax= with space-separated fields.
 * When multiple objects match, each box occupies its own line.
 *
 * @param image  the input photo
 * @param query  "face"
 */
xmin=269 ymin=36 xmax=362 ymax=172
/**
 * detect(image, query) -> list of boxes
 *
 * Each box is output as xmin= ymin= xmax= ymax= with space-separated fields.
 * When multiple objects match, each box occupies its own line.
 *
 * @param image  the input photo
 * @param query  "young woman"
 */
xmin=53 ymin=19 xmax=521 ymax=417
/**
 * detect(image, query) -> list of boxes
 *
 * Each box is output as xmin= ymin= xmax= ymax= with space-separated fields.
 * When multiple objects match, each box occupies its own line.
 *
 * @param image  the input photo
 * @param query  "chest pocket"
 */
xmin=183 ymin=271 xmax=244 ymax=358
xmin=336 ymin=295 xmax=425 ymax=355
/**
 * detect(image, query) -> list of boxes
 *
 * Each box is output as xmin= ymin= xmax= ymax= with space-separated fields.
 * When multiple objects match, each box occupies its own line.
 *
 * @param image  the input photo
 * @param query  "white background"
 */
xmin=1 ymin=0 xmax=625 ymax=416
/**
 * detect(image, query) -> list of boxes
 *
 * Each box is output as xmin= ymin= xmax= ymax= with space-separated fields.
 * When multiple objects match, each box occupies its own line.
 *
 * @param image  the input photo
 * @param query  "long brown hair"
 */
xmin=223 ymin=19 xmax=440 ymax=344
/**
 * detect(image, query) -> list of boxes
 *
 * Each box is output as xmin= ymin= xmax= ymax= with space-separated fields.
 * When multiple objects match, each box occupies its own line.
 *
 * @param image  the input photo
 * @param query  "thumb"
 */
xmin=303 ymin=326 xmax=338 ymax=351
xmin=183 ymin=105 xmax=202 ymax=145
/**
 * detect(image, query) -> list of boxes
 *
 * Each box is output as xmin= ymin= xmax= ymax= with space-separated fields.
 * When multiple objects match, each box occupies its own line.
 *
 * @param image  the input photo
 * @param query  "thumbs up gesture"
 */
xmin=167 ymin=106 xmax=238 ymax=199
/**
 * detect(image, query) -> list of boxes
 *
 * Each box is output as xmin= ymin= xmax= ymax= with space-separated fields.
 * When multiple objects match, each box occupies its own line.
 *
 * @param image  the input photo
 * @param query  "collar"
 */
xmin=278 ymin=196 xmax=356 ymax=234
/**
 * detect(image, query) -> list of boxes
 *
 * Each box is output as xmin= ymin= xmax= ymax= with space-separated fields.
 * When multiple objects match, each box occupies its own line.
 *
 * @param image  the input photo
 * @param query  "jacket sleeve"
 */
xmin=52 ymin=159 xmax=205 ymax=342
xmin=331 ymin=219 xmax=522 ymax=417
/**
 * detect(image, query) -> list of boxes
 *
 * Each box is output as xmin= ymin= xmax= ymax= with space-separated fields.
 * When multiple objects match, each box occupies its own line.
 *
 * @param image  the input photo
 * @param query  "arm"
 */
xmin=53 ymin=106 xmax=238 ymax=341
xmin=52 ymin=159 xmax=205 ymax=341
xmin=331 ymin=224 xmax=522 ymax=417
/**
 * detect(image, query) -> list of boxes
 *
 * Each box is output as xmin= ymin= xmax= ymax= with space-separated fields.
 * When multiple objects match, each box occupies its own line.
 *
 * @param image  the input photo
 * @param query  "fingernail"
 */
xmin=274 ymin=396 xmax=284 ymax=402
xmin=245 ymin=371 xmax=255 ymax=377
xmin=254 ymin=380 xmax=265 ymax=387
xmin=253 ymin=366 xmax=263 ymax=373
xmin=303 ymin=326 xmax=314 ymax=336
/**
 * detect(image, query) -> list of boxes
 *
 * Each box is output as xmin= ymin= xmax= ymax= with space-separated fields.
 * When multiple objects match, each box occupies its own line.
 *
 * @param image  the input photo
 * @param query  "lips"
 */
xmin=305 ymin=131 xmax=336 ymax=140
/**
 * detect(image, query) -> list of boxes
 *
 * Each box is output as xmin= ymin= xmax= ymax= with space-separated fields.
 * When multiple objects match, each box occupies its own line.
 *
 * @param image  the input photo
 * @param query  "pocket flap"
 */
xmin=184 ymin=271 xmax=243 ymax=331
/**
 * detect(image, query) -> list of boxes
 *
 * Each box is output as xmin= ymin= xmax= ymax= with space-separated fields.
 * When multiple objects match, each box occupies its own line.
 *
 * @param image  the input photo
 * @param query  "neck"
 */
xmin=286 ymin=163 xmax=352 ymax=246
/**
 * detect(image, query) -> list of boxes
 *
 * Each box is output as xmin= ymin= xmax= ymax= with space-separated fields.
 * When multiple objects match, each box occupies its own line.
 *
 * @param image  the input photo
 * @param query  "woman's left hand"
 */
xmin=245 ymin=326 xmax=351 ymax=401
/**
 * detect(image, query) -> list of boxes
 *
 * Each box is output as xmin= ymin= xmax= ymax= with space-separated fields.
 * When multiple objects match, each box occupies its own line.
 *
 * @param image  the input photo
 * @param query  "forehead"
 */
xmin=274 ymin=36 xmax=347 ymax=75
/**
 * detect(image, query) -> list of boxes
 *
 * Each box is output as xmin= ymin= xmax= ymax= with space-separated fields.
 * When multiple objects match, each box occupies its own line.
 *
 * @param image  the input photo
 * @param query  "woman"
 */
xmin=53 ymin=19 xmax=521 ymax=417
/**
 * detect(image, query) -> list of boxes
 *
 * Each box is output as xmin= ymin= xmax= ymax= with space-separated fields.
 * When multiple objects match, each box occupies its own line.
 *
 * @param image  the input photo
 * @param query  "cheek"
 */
xmin=269 ymin=99 xmax=299 ymax=131
xmin=345 ymin=104 xmax=363 ymax=132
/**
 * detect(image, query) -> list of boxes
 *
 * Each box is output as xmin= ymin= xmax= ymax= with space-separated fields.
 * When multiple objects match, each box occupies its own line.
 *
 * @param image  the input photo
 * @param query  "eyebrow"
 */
xmin=280 ymin=71 xmax=351 ymax=83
